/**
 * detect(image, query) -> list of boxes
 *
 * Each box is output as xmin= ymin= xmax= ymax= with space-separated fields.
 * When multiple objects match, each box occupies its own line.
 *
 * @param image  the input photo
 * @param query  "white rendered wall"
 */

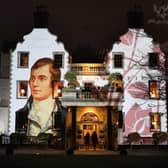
xmin=108 ymin=28 xmax=167 ymax=137
xmin=9 ymin=28 xmax=69 ymax=134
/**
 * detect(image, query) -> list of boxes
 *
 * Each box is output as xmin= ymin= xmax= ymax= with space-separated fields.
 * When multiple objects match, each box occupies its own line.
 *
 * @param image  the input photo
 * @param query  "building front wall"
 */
xmin=108 ymin=28 xmax=167 ymax=138
xmin=9 ymin=28 xmax=69 ymax=134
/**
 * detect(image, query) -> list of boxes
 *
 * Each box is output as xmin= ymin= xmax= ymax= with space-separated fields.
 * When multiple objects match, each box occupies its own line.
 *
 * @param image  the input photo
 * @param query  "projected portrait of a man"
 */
xmin=15 ymin=57 xmax=63 ymax=136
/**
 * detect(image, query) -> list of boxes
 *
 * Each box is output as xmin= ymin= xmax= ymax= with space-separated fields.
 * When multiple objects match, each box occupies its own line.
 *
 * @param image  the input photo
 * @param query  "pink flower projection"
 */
xmin=118 ymin=30 xmax=166 ymax=137
xmin=120 ymin=30 xmax=133 ymax=46
xmin=127 ymin=82 xmax=148 ymax=99
xmin=124 ymin=103 xmax=152 ymax=136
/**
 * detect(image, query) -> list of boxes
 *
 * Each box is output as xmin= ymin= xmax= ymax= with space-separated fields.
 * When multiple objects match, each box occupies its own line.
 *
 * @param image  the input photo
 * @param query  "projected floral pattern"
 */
xmin=116 ymin=29 xmax=166 ymax=136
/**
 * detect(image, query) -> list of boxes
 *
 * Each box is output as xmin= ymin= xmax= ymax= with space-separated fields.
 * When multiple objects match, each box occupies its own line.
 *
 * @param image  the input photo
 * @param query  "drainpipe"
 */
xmin=160 ymin=42 xmax=168 ymax=132
xmin=165 ymin=51 xmax=168 ymax=132
xmin=118 ymin=110 xmax=123 ymax=144
xmin=71 ymin=107 xmax=76 ymax=148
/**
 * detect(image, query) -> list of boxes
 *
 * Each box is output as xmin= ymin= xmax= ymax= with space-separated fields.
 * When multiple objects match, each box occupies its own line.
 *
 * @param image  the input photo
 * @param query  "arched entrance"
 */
xmin=81 ymin=112 xmax=99 ymax=137
xmin=76 ymin=112 xmax=105 ymax=149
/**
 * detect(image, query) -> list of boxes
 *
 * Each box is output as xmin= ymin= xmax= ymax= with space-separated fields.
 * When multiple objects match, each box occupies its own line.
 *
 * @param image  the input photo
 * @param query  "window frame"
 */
xmin=149 ymin=112 xmax=161 ymax=132
xmin=16 ymin=80 xmax=29 ymax=99
xmin=148 ymin=52 xmax=159 ymax=69
xmin=113 ymin=52 xmax=124 ymax=68
xmin=17 ymin=51 xmax=29 ymax=68
xmin=149 ymin=80 xmax=160 ymax=99
xmin=53 ymin=52 xmax=64 ymax=68
xmin=52 ymin=80 xmax=63 ymax=98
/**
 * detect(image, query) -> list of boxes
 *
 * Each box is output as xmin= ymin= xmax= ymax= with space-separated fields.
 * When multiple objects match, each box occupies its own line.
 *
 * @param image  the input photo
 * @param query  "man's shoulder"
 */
xmin=16 ymin=102 xmax=30 ymax=113
xmin=16 ymin=106 xmax=28 ymax=114
xmin=16 ymin=106 xmax=26 ymax=112
xmin=16 ymin=96 xmax=32 ymax=113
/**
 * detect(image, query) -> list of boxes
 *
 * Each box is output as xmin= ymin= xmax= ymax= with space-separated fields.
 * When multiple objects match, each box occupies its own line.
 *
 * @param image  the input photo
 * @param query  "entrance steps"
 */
xmin=78 ymin=144 xmax=105 ymax=150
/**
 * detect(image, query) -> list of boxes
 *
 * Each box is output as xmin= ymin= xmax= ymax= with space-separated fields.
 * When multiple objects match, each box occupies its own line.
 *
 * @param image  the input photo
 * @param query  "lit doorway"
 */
xmin=83 ymin=124 xmax=97 ymax=137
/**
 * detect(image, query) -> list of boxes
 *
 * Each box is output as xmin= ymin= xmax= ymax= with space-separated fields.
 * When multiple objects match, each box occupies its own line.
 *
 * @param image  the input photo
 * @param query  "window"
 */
xmin=54 ymin=53 xmax=64 ymax=68
xmin=150 ymin=113 xmax=160 ymax=132
xmin=113 ymin=53 xmax=123 ymax=68
xmin=149 ymin=52 xmax=158 ymax=69
xmin=18 ymin=52 xmax=29 ymax=68
xmin=17 ymin=81 xmax=28 ymax=98
xmin=109 ymin=73 xmax=123 ymax=92
xmin=149 ymin=80 xmax=159 ymax=99
xmin=52 ymin=80 xmax=63 ymax=98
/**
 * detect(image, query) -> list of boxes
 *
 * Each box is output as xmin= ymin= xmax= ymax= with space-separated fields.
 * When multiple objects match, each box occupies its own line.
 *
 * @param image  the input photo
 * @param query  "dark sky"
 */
xmin=0 ymin=0 xmax=168 ymax=60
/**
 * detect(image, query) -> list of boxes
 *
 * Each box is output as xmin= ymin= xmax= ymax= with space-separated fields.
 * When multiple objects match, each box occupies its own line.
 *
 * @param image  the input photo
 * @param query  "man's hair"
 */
xmin=31 ymin=57 xmax=60 ymax=81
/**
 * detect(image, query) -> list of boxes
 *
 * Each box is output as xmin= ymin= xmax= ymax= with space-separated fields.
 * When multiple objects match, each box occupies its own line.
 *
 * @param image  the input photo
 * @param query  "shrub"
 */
xmin=127 ymin=132 xmax=141 ymax=144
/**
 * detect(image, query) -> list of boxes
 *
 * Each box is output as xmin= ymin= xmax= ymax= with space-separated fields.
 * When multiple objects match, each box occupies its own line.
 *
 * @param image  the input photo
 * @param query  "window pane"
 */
xmin=18 ymin=52 xmax=29 ymax=68
xmin=54 ymin=53 xmax=64 ymax=68
xmin=149 ymin=53 xmax=158 ymax=68
xmin=150 ymin=113 xmax=160 ymax=132
xmin=149 ymin=81 xmax=159 ymax=99
xmin=114 ymin=54 xmax=123 ymax=68
xmin=17 ymin=81 xmax=28 ymax=98
xmin=52 ymin=80 xmax=63 ymax=98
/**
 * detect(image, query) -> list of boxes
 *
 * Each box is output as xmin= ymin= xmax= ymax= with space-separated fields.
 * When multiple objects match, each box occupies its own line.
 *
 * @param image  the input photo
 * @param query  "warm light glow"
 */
xmin=20 ymin=89 xmax=25 ymax=96
xmin=57 ymin=88 xmax=61 ymax=93
xmin=150 ymin=81 xmax=159 ymax=98
xmin=53 ymin=81 xmax=62 ymax=98
xmin=152 ymin=121 xmax=156 ymax=125
xmin=150 ymin=113 xmax=160 ymax=131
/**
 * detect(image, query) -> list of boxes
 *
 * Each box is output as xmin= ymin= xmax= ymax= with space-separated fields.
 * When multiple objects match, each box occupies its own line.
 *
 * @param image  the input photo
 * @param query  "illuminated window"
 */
xmin=113 ymin=53 xmax=123 ymax=68
xmin=18 ymin=52 xmax=29 ymax=68
xmin=54 ymin=53 xmax=64 ymax=68
xmin=149 ymin=80 xmax=159 ymax=99
xmin=150 ymin=113 xmax=161 ymax=132
xmin=52 ymin=80 xmax=63 ymax=98
xmin=149 ymin=53 xmax=158 ymax=69
xmin=17 ymin=81 xmax=28 ymax=98
xmin=110 ymin=74 xmax=123 ymax=92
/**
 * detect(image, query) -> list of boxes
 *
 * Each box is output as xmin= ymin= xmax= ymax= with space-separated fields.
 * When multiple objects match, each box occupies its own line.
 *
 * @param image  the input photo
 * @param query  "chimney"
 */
xmin=127 ymin=5 xmax=144 ymax=29
xmin=33 ymin=5 xmax=49 ymax=28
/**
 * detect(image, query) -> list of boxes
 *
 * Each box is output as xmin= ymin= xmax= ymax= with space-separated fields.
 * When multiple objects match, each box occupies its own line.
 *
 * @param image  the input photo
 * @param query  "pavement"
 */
xmin=0 ymin=147 xmax=168 ymax=168
xmin=0 ymin=146 xmax=168 ymax=156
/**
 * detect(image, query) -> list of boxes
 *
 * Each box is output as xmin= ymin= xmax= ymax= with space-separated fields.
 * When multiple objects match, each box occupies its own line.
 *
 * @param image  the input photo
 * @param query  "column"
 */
xmin=107 ymin=106 xmax=112 ymax=150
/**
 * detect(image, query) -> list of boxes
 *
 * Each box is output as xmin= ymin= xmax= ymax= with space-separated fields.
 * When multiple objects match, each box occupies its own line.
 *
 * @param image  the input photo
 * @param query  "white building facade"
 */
xmin=8 ymin=27 xmax=167 ymax=149
xmin=9 ymin=28 xmax=69 ymax=134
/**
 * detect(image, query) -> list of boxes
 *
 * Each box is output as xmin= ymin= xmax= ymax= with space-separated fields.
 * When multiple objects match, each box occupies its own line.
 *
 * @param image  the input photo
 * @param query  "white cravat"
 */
xmin=28 ymin=96 xmax=56 ymax=136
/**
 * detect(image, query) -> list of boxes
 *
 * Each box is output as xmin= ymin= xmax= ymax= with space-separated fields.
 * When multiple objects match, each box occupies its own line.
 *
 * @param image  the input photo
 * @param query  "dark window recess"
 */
xmin=18 ymin=52 xmax=29 ymax=68
xmin=54 ymin=54 xmax=63 ymax=68
xmin=149 ymin=53 xmax=158 ymax=68
xmin=114 ymin=54 xmax=123 ymax=68
xmin=15 ymin=111 xmax=27 ymax=132
xmin=54 ymin=111 xmax=63 ymax=130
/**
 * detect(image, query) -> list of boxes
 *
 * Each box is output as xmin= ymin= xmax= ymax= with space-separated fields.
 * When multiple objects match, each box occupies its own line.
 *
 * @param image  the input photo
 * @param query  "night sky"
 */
xmin=0 ymin=0 xmax=168 ymax=60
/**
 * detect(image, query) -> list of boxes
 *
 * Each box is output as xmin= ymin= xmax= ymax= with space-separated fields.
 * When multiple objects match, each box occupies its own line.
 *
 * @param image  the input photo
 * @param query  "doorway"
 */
xmin=83 ymin=124 xmax=97 ymax=137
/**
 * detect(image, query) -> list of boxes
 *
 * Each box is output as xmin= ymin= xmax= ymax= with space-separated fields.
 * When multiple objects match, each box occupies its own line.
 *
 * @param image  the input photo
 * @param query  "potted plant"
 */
xmin=64 ymin=71 xmax=77 ymax=81
xmin=64 ymin=71 xmax=80 ymax=89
